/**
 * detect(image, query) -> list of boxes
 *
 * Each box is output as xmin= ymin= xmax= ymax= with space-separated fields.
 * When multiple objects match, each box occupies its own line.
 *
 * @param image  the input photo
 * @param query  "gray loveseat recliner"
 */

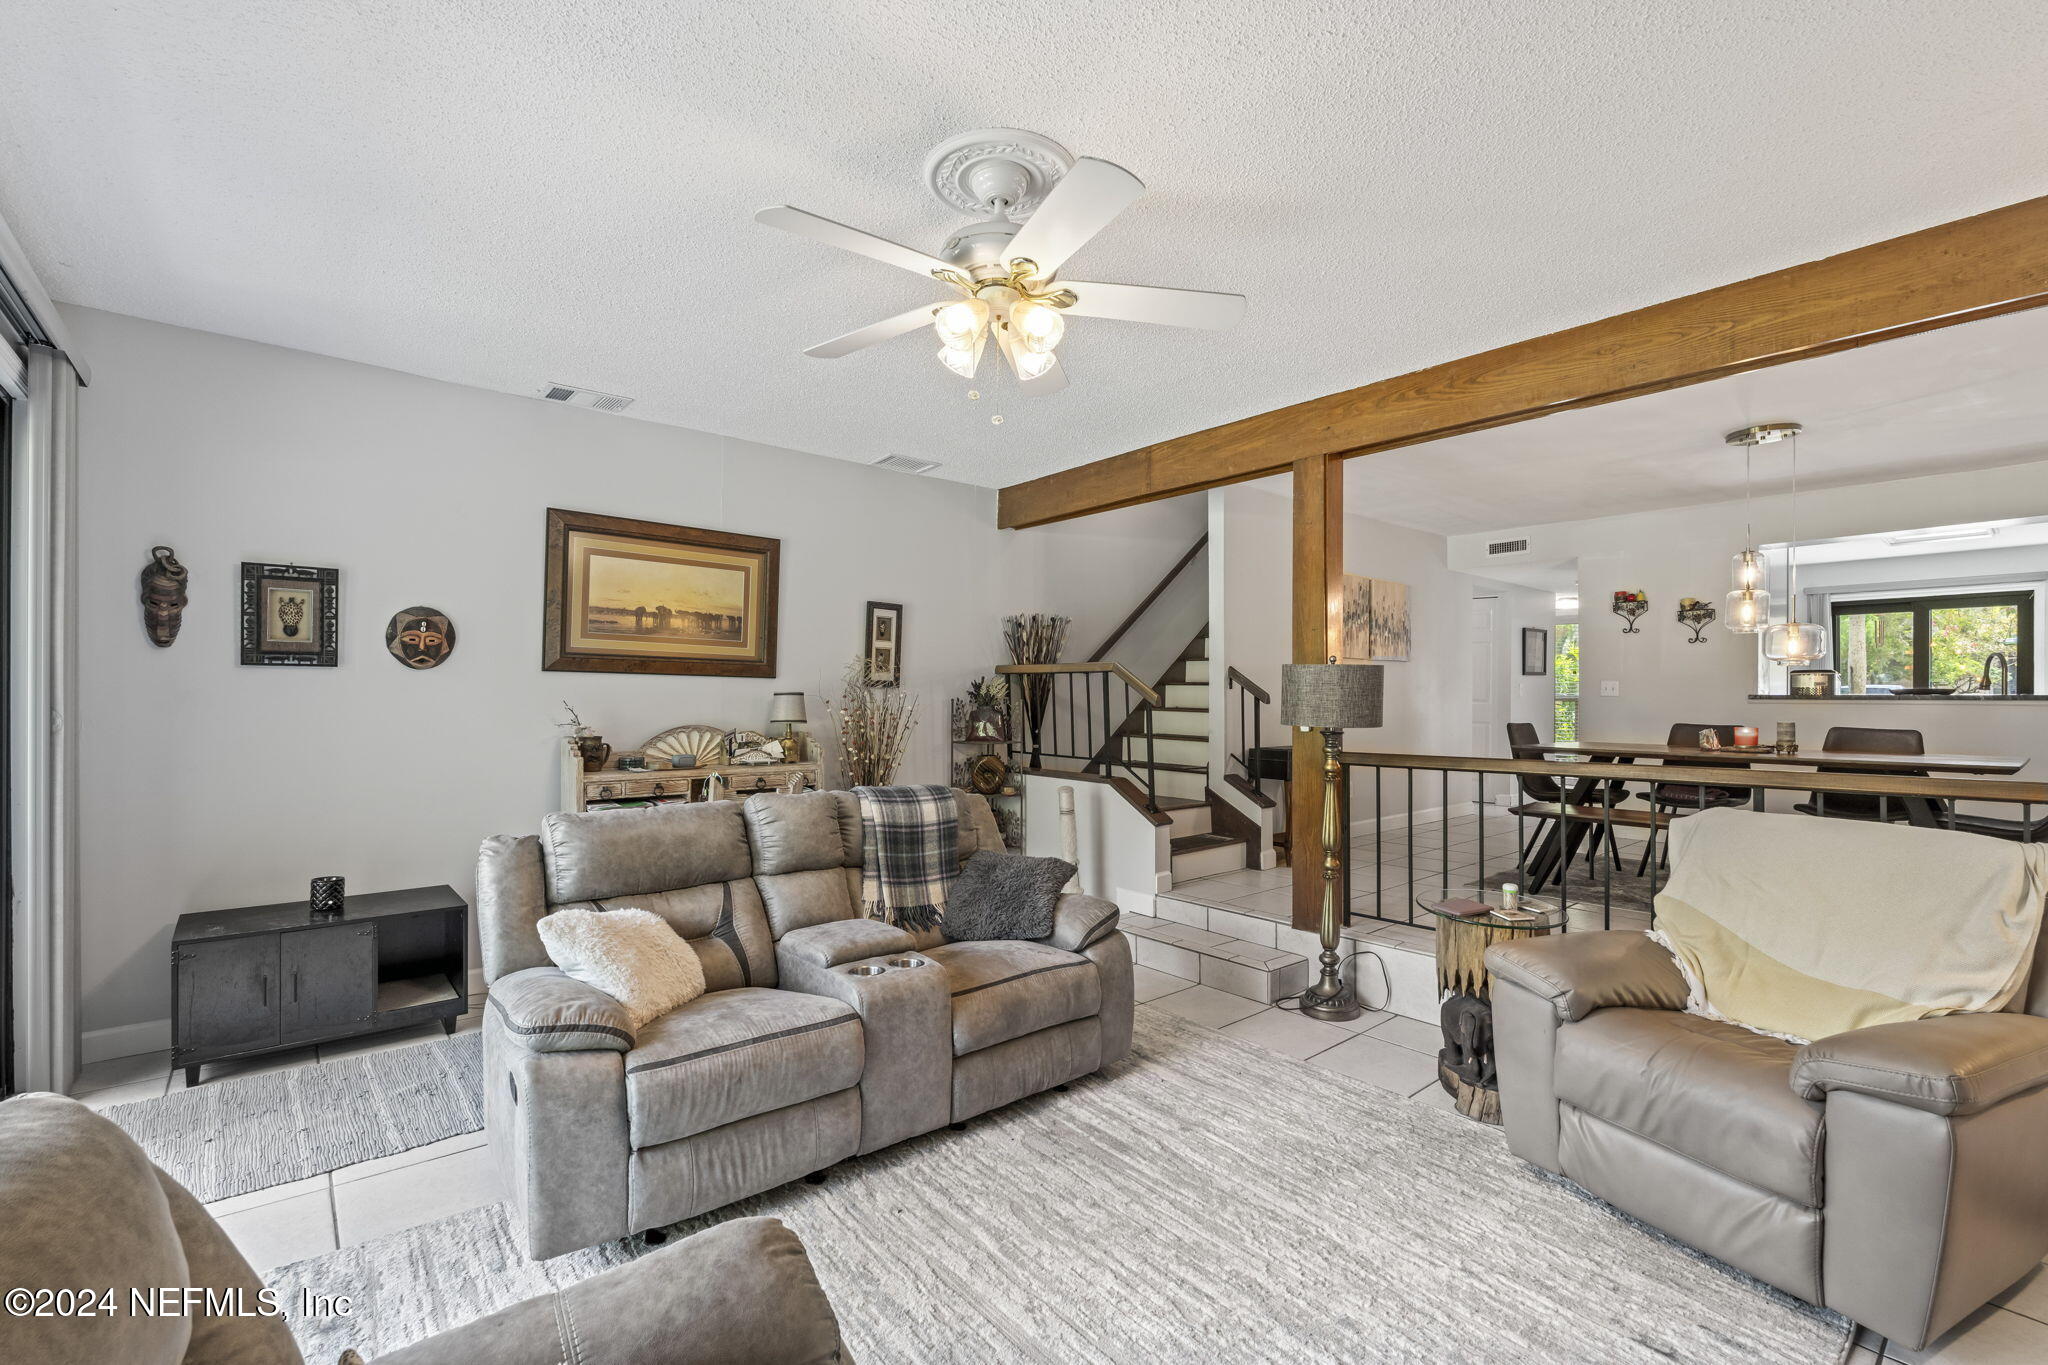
xmin=0 ymin=1092 xmax=849 ymax=1365
xmin=1488 ymin=925 xmax=2048 ymax=1350
xmin=477 ymin=789 xmax=1132 ymax=1258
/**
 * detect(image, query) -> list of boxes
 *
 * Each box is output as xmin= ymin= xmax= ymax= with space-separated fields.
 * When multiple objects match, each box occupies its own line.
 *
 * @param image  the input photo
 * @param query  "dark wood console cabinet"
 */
xmin=172 ymin=884 xmax=468 ymax=1086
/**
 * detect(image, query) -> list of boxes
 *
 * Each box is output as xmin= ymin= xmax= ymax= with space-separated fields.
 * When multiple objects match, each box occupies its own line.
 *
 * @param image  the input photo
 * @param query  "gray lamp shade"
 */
xmin=768 ymin=692 xmax=808 ymax=724
xmin=1280 ymin=663 xmax=1384 ymax=730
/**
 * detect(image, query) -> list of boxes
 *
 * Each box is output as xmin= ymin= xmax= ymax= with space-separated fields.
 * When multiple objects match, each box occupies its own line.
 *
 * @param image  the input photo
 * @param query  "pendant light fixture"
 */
xmin=1723 ymin=425 xmax=1778 ymax=634
xmin=1740 ymin=421 xmax=1828 ymax=664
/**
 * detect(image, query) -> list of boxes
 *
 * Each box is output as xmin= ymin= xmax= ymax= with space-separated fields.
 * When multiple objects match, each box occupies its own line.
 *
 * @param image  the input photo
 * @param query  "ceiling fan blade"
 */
xmin=1059 ymin=280 xmax=1247 ymax=330
xmin=803 ymin=305 xmax=937 ymax=359
xmin=755 ymin=205 xmax=955 ymax=279
xmin=1003 ymin=157 xmax=1145 ymax=279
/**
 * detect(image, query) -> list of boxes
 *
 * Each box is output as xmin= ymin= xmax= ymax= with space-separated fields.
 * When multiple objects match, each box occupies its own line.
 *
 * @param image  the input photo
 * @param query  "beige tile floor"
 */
xmin=65 ymin=926 xmax=2048 ymax=1361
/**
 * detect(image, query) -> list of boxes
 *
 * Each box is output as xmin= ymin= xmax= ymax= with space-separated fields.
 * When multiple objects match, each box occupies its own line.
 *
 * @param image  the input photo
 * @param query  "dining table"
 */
xmin=1513 ymin=739 xmax=2031 ymax=892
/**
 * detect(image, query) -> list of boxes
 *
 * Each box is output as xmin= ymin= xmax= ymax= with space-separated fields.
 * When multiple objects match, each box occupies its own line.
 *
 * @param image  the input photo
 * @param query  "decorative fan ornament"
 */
xmin=755 ymin=129 xmax=1246 ymax=395
xmin=640 ymin=724 xmax=729 ymax=768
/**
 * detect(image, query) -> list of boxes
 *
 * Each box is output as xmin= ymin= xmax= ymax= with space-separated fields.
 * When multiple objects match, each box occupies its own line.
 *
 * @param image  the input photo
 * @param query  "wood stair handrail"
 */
xmin=1225 ymin=666 xmax=1269 ymax=704
xmin=997 ymin=661 xmax=1164 ymax=708
xmin=1016 ymin=766 xmax=1174 ymax=828
xmin=1088 ymin=533 xmax=1207 ymax=663
xmin=1339 ymin=750 xmax=2048 ymax=804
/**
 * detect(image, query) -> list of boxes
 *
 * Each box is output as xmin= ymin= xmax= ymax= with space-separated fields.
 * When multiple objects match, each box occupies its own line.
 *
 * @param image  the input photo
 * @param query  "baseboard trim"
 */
xmin=1349 ymin=800 xmax=1478 ymax=838
xmin=81 ymin=1017 xmax=172 ymax=1065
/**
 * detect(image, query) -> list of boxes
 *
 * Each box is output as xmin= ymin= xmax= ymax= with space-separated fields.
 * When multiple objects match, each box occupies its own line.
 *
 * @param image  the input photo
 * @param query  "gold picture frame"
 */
xmin=543 ymin=508 xmax=779 ymax=677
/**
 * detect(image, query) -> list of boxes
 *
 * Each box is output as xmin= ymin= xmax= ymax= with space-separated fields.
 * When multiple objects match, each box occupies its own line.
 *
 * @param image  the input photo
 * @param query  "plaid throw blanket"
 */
xmin=855 ymin=785 xmax=958 ymax=931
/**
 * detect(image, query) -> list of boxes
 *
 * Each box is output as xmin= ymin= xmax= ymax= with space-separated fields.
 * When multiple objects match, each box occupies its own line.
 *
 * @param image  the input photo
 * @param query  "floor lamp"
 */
xmin=1280 ymin=661 xmax=1385 ymax=1022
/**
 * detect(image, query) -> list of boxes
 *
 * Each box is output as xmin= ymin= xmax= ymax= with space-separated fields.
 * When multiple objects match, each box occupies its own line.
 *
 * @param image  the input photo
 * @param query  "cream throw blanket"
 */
xmin=1653 ymin=808 xmax=2048 ymax=1043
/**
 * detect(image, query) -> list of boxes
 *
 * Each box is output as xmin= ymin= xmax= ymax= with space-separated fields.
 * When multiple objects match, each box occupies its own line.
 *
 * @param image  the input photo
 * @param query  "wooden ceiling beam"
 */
xmin=996 ymin=195 xmax=2048 ymax=529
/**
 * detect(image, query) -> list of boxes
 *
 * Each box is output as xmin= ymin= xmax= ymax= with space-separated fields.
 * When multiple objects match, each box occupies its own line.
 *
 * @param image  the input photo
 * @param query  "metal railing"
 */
xmin=998 ymin=662 xmax=1163 ymax=812
xmin=1224 ymin=667 xmax=1267 ymax=785
xmin=1334 ymin=750 xmax=2048 ymax=932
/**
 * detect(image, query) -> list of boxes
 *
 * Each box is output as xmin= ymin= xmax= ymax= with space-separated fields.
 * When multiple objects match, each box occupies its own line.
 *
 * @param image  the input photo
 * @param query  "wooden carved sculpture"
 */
xmin=139 ymin=546 xmax=189 ymax=647
xmin=1438 ymin=994 xmax=1496 ymax=1089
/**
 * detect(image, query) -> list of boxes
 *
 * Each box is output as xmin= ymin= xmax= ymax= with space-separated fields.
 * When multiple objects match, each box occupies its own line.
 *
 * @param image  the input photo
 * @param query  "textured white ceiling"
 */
xmin=1342 ymin=304 xmax=2048 ymax=534
xmin=3 ymin=2 xmax=2045 ymax=490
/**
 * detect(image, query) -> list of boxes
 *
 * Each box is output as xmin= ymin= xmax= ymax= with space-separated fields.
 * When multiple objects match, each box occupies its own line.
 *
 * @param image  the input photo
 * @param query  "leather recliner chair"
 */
xmin=1488 ymin=925 xmax=2048 ymax=1350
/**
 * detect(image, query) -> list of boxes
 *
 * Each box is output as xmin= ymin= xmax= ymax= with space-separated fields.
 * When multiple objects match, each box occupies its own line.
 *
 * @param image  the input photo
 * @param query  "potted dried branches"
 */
xmin=830 ymin=660 xmax=919 ymax=786
xmin=1003 ymin=613 xmax=1069 ymax=767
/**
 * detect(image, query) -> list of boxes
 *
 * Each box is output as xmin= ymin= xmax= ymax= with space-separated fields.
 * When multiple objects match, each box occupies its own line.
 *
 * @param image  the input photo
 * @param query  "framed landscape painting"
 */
xmin=543 ymin=508 xmax=779 ymax=676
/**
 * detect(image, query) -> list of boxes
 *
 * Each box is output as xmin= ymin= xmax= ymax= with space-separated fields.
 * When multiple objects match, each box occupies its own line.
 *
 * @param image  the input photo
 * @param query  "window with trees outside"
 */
xmin=1831 ymin=591 xmax=2032 ymax=694
xmin=1554 ymin=622 xmax=1580 ymax=739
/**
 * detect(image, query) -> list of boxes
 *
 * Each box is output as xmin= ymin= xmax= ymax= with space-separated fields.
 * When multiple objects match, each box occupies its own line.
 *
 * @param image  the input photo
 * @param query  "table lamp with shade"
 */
xmin=1280 ymin=660 xmax=1385 ymax=1022
xmin=769 ymin=692 xmax=808 ymax=760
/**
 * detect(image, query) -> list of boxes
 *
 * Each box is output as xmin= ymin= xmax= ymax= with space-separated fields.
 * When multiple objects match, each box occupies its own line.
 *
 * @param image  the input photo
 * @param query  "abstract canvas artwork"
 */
xmin=543 ymin=508 xmax=779 ymax=676
xmin=1340 ymin=574 xmax=1373 ymax=662
xmin=1369 ymin=579 xmax=1410 ymax=661
xmin=1340 ymin=575 xmax=1410 ymax=662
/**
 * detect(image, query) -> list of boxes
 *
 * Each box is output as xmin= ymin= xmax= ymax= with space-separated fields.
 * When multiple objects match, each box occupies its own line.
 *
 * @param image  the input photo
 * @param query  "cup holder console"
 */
xmin=845 ymin=964 xmax=889 ymax=977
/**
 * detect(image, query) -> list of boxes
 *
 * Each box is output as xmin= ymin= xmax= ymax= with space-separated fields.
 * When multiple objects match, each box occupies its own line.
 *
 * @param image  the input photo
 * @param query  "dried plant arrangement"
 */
xmin=830 ymin=658 xmax=919 ymax=786
xmin=1003 ymin=613 xmax=1069 ymax=760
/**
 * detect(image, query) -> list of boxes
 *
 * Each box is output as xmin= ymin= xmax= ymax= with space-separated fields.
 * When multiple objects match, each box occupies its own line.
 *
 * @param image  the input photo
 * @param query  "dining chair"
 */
xmin=1792 ymin=726 xmax=1927 ymax=823
xmin=1505 ymin=722 xmax=1621 ymax=877
xmin=1632 ymin=723 xmax=1757 ymax=875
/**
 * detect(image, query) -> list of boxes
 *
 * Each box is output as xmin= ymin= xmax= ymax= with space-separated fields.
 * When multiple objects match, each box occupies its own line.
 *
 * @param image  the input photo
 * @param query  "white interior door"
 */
xmin=1470 ymin=596 xmax=1503 ymax=757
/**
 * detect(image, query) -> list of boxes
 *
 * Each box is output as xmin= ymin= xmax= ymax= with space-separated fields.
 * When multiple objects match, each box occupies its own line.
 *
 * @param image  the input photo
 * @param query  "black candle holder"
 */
xmin=310 ymin=875 xmax=346 ymax=917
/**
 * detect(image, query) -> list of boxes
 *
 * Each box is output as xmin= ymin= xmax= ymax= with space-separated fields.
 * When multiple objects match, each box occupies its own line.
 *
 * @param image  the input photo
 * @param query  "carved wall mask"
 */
xmin=139 ymin=546 xmax=189 ymax=647
xmin=386 ymin=605 xmax=456 ymax=669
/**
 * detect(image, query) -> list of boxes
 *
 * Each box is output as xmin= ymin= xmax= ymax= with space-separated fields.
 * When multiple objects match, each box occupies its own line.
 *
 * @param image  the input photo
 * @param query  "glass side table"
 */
xmin=1416 ymin=888 xmax=1567 ymax=1124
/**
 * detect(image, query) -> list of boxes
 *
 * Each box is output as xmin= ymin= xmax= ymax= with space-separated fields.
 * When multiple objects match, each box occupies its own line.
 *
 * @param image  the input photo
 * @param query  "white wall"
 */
xmin=1215 ymin=482 xmax=1481 ymax=831
xmin=1445 ymin=460 xmax=2048 ymax=810
xmin=67 ymin=306 xmax=1192 ymax=1056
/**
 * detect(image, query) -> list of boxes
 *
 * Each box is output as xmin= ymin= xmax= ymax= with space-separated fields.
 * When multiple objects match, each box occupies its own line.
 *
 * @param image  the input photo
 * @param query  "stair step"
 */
xmin=1170 ymin=833 xmax=1239 ymax=853
xmin=1164 ymin=684 xmax=1207 ymax=708
xmin=1148 ymin=708 xmax=1208 ymax=739
xmin=1123 ymin=734 xmax=1206 ymax=767
xmin=1183 ymin=659 xmax=1210 ymax=685
xmin=1122 ymin=912 xmax=1306 ymax=1004
xmin=1171 ymin=832 xmax=1246 ymax=882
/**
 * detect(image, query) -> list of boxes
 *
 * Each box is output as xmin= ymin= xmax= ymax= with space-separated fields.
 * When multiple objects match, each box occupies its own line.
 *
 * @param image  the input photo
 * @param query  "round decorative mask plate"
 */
xmin=385 ymin=605 xmax=455 ymax=668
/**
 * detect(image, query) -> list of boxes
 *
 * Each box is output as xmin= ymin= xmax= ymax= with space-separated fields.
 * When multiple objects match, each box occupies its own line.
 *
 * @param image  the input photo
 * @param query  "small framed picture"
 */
xmin=1520 ymin=626 xmax=1549 ymax=676
xmin=241 ymin=563 xmax=339 ymax=667
xmin=864 ymin=601 xmax=902 ymax=686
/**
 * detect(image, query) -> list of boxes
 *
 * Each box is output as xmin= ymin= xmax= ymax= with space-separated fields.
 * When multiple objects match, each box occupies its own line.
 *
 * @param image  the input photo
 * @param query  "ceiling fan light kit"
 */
xmin=757 ymin=128 xmax=1246 ymax=395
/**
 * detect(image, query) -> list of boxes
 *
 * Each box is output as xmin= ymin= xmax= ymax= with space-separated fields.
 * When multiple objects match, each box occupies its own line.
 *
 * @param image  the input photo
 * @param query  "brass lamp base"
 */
xmin=1299 ymin=724 xmax=1363 ymax=1022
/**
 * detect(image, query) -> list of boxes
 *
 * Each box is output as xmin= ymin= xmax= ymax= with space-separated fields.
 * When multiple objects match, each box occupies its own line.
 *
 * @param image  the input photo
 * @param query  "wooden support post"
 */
xmin=1290 ymin=453 xmax=1348 ymax=933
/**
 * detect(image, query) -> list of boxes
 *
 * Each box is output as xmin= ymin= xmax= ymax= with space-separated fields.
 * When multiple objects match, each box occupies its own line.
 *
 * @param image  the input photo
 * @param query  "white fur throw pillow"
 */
xmin=536 ymin=908 xmax=706 ymax=1028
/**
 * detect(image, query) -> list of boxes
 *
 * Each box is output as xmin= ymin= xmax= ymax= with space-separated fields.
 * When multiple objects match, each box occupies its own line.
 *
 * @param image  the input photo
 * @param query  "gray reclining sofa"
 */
xmin=478 ymin=788 xmax=1133 ymax=1257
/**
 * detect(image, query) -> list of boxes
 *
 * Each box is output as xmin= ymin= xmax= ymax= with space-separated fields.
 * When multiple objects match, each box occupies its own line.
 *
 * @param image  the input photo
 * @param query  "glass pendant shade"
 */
xmin=1730 ymin=548 xmax=1767 ymax=592
xmin=937 ymin=336 xmax=983 ymax=378
xmin=932 ymin=298 xmax=991 ymax=351
xmin=1009 ymin=298 xmax=1065 ymax=354
xmin=1011 ymin=348 xmax=1056 ymax=380
xmin=1724 ymin=587 xmax=1771 ymax=634
xmin=1761 ymin=618 xmax=1828 ymax=664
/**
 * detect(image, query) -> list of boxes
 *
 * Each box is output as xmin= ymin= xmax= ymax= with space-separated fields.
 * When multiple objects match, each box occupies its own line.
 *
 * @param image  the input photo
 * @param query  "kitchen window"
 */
xmin=1831 ymin=591 xmax=2033 ymax=694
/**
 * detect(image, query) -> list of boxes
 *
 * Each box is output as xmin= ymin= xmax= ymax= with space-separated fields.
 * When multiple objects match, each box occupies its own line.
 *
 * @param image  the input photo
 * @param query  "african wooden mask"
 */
xmin=139 ymin=545 xmax=189 ymax=648
xmin=386 ymin=605 xmax=456 ymax=669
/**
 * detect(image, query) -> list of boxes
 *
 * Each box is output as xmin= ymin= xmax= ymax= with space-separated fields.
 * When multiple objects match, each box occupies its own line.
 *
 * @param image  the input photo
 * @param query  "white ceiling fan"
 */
xmin=755 ymin=129 xmax=1246 ymax=395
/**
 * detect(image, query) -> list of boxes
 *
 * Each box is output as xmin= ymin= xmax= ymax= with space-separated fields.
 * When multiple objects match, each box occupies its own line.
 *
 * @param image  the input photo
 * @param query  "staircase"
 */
xmin=1109 ymin=630 xmax=1252 ymax=885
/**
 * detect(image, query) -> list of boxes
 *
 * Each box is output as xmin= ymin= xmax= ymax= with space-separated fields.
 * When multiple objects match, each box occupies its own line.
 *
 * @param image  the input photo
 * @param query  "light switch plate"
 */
xmin=1599 ymin=680 xmax=1621 ymax=697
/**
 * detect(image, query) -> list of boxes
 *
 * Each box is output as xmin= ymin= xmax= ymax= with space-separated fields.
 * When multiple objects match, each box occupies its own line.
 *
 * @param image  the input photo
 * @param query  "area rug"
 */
xmin=266 ymin=1009 xmax=1851 ymax=1364
xmin=105 ymin=1031 xmax=483 ymax=1202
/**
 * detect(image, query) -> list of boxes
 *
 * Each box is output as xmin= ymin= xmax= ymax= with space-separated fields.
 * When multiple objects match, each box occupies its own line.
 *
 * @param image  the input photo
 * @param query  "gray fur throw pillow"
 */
xmin=942 ymin=851 xmax=1076 ymax=941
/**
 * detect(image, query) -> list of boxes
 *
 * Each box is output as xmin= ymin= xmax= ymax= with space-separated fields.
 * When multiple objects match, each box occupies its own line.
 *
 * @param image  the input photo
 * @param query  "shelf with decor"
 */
xmin=951 ymin=677 xmax=1021 ymax=849
xmin=559 ymin=722 xmax=821 ymax=813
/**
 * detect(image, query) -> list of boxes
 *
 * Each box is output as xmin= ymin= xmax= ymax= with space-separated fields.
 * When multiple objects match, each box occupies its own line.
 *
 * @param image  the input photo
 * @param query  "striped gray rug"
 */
xmin=105 ymin=1031 xmax=483 ymax=1202
xmin=267 ymin=1010 xmax=1850 ymax=1364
